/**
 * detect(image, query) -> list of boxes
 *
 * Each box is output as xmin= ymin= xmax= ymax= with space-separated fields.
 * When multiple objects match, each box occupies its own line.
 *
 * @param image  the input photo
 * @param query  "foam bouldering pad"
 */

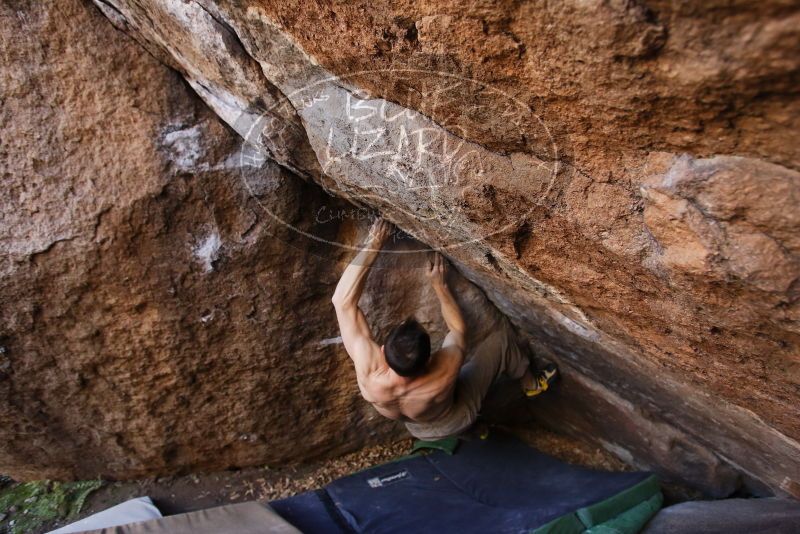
xmin=271 ymin=432 xmax=661 ymax=533
xmin=410 ymin=436 xmax=460 ymax=455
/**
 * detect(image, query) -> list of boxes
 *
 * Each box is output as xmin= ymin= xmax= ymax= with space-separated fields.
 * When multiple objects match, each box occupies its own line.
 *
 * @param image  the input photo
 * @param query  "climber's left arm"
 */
xmin=332 ymin=218 xmax=392 ymax=375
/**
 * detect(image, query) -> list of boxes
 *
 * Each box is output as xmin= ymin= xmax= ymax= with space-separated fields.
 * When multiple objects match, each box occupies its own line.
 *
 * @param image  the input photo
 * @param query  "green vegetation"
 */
xmin=0 ymin=477 xmax=103 ymax=534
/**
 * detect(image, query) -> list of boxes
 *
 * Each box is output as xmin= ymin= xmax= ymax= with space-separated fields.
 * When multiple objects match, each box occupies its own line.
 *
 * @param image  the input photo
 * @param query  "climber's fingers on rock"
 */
xmin=428 ymin=252 xmax=446 ymax=279
xmin=368 ymin=217 xmax=392 ymax=243
xmin=427 ymin=252 xmax=437 ymax=277
xmin=379 ymin=219 xmax=393 ymax=239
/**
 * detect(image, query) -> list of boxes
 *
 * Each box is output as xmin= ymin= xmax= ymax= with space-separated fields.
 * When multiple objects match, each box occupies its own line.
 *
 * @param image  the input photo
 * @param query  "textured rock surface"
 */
xmin=2 ymin=0 xmax=799 ymax=498
xmin=87 ymin=0 xmax=800 ymax=496
xmin=0 ymin=0 xmax=504 ymax=480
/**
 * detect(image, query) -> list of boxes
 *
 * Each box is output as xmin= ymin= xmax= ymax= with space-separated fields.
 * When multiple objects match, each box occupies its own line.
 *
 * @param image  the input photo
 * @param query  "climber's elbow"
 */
xmin=331 ymin=292 xmax=351 ymax=311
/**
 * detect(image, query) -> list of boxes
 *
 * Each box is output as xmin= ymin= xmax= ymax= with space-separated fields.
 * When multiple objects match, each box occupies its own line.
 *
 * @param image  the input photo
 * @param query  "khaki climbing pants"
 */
xmin=405 ymin=325 xmax=530 ymax=441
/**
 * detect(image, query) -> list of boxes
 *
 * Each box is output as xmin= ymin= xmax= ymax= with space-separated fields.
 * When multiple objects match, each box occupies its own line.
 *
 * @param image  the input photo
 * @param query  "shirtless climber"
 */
xmin=331 ymin=218 xmax=558 ymax=441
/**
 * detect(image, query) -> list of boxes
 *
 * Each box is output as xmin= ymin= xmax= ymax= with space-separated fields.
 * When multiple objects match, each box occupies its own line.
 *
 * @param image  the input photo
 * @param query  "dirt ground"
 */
xmin=25 ymin=424 xmax=637 ymax=533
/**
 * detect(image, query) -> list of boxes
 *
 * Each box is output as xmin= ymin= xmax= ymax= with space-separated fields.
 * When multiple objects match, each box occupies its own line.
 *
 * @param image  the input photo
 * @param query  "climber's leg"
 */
xmin=455 ymin=326 xmax=531 ymax=416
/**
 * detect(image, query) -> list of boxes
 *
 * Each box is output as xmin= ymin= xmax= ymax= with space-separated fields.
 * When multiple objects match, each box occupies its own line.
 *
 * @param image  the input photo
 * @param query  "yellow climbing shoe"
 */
xmin=525 ymin=363 xmax=558 ymax=397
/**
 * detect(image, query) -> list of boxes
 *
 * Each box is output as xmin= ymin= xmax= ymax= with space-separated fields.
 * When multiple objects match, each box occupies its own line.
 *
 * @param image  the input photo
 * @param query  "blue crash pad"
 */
xmin=271 ymin=432 xmax=654 ymax=533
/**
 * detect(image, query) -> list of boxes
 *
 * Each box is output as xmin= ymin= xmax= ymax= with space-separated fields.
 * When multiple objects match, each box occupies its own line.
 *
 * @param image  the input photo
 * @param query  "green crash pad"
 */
xmin=533 ymin=475 xmax=662 ymax=534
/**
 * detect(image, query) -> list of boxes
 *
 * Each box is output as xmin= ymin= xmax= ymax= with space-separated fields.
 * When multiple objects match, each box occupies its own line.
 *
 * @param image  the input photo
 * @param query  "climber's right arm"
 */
xmin=332 ymin=219 xmax=392 ymax=375
xmin=428 ymin=253 xmax=467 ymax=354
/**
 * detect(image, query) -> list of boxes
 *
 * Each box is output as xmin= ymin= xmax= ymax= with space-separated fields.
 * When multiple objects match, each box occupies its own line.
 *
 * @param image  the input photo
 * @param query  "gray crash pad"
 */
xmin=643 ymin=497 xmax=800 ymax=533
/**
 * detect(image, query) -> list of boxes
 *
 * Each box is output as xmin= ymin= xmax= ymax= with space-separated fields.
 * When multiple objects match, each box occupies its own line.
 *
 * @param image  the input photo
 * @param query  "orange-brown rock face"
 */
xmin=2 ymin=0 xmax=798 ymax=497
xmin=0 ymin=0 xmax=508 ymax=481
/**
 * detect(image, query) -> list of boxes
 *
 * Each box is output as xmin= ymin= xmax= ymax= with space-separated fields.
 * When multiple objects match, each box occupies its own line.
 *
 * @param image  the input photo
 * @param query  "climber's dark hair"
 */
xmin=384 ymin=318 xmax=431 ymax=377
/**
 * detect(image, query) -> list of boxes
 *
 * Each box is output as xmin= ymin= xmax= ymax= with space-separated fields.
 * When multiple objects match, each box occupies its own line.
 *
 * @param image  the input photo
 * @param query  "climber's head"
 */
xmin=383 ymin=318 xmax=431 ymax=377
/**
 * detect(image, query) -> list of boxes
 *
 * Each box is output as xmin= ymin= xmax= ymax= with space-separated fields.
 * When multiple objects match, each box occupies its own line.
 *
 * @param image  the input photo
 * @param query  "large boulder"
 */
xmin=0 ymin=0 xmax=504 ymax=480
xmin=2 ymin=0 xmax=798 ymax=499
xmin=85 ymin=0 xmax=800 ymax=497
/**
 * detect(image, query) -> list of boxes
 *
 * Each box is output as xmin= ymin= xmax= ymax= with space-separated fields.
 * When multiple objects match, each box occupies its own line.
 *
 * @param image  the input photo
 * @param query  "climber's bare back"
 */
xmin=356 ymin=344 xmax=463 ymax=423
